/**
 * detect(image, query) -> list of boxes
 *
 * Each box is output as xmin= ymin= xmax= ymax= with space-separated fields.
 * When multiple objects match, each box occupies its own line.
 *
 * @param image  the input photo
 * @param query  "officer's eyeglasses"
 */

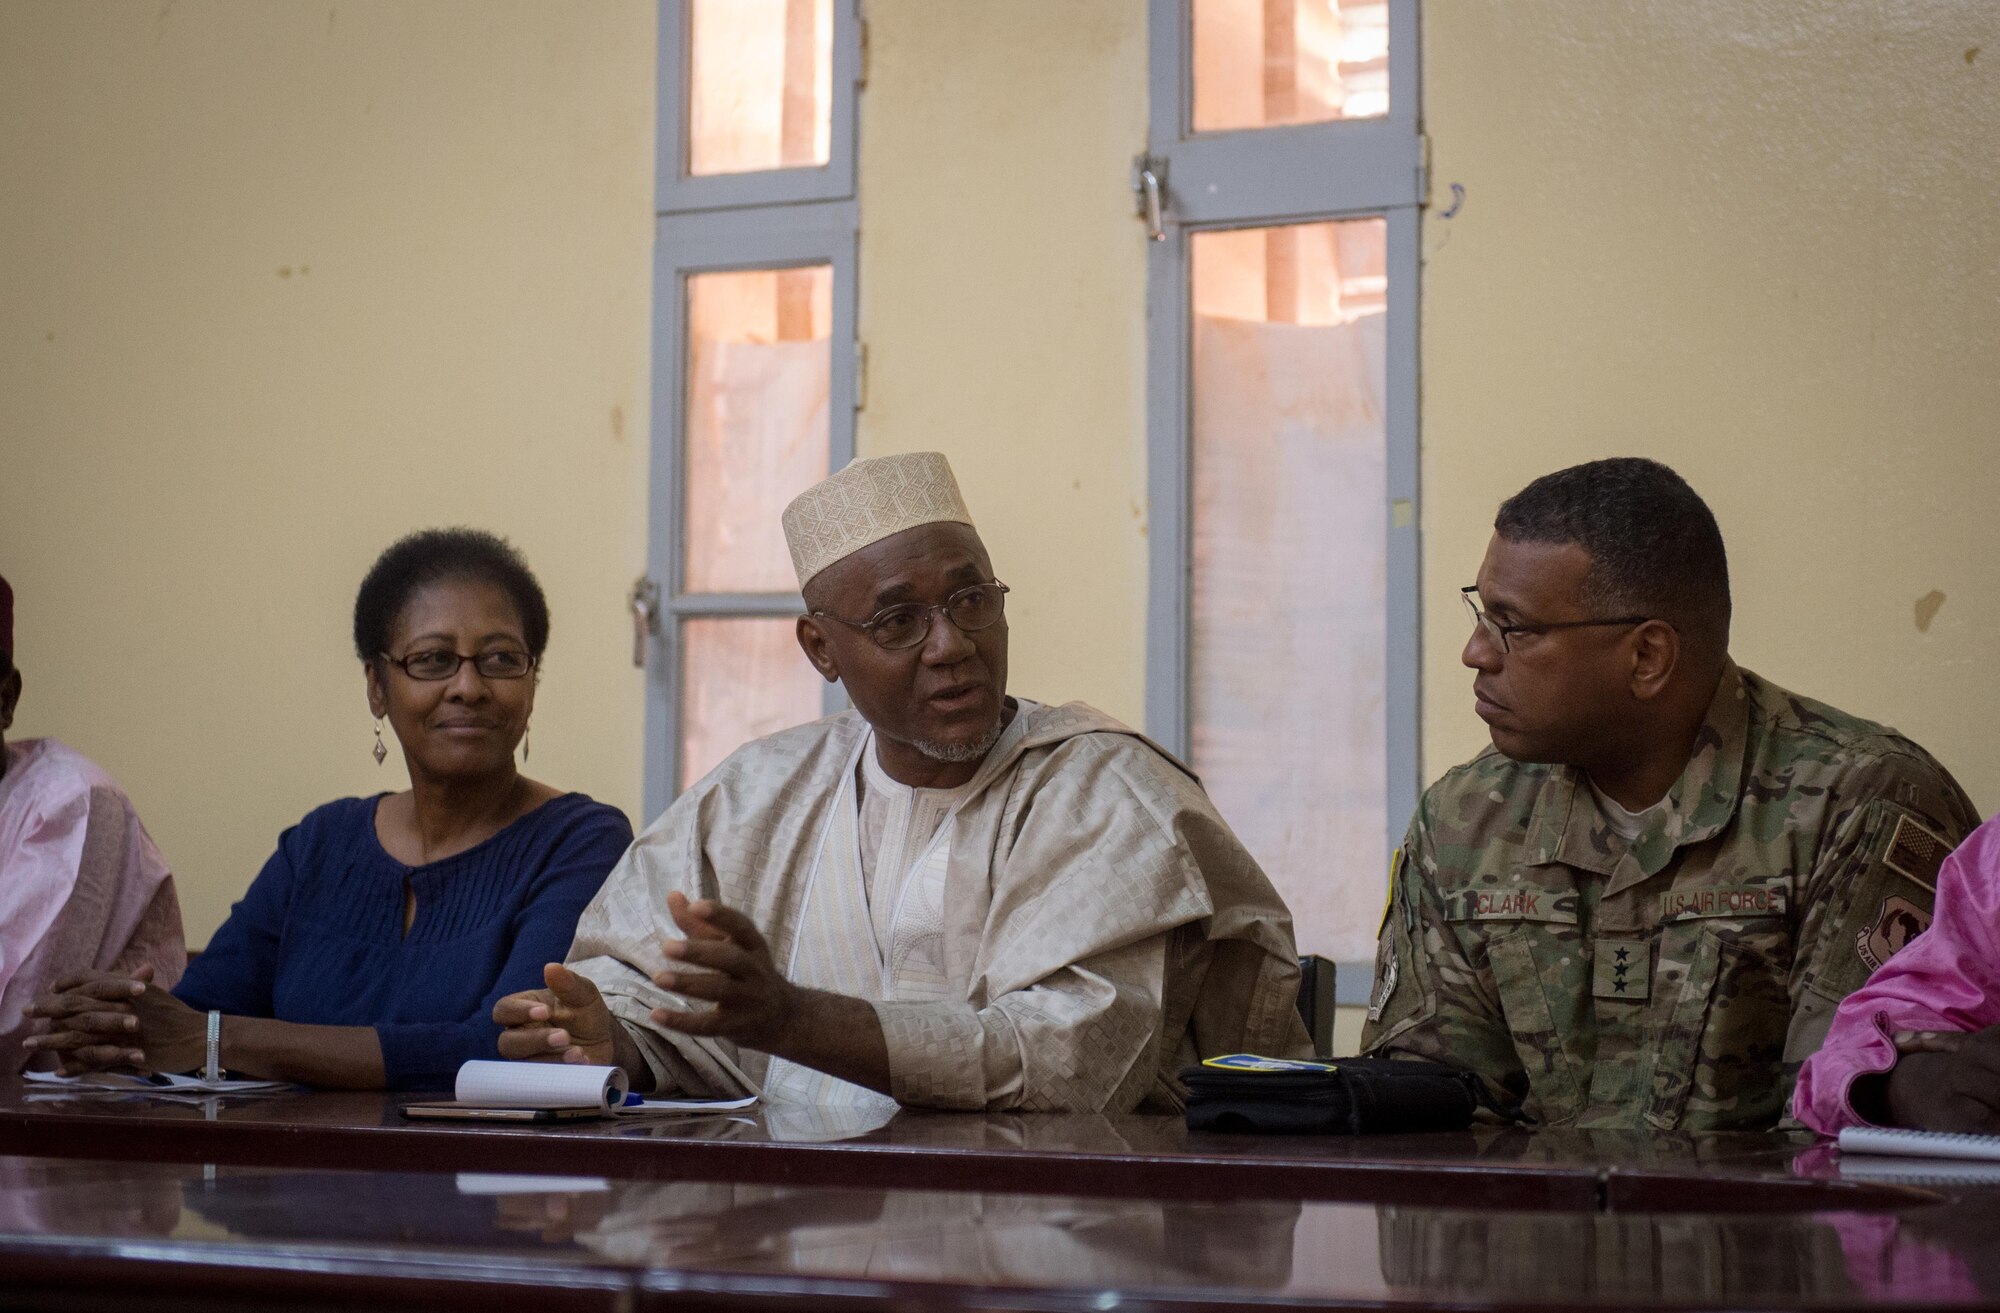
xmin=1461 ymin=586 xmax=1649 ymax=654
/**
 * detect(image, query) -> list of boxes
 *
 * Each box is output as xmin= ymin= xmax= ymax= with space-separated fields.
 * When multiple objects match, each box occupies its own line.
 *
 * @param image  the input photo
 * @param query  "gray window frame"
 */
xmin=656 ymin=0 xmax=861 ymax=213
xmin=642 ymin=0 xmax=861 ymax=822
xmin=1142 ymin=0 xmax=1424 ymax=1003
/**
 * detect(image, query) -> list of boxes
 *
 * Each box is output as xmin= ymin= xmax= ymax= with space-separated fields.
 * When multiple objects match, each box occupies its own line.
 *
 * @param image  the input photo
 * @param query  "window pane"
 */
xmin=680 ymin=618 xmax=824 ymax=787
xmin=688 ymin=0 xmax=833 ymax=176
xmin=1189 ymin=218 xmax=1388 ymax=962
xmin=1192 ymin=0 xmax=1389 ymax=132
xmin=683 ymin=265 xmax=833 ymax=594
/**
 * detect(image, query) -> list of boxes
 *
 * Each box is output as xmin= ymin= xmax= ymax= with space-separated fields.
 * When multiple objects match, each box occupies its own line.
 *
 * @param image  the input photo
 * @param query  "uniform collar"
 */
xmin=1521 ymin=661 xmax=1750 ymax=892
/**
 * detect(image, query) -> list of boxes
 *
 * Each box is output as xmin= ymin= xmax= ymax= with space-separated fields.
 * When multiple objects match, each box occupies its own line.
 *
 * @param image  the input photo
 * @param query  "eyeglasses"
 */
xmin=1461 ymin=586 xmax=1650 ymax=654
xmin=382 ymin=649 xmax=537 ymax=681
xmin=811 ymin=580 xmax=1010 ymax=652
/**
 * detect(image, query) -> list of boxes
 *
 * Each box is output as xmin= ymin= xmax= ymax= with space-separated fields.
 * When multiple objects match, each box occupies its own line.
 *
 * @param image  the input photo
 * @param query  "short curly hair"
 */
xmin=1495 ymin=457 xmax=1730 ymax=649
xmin=352 ymin=528 xmax=550 ymax=662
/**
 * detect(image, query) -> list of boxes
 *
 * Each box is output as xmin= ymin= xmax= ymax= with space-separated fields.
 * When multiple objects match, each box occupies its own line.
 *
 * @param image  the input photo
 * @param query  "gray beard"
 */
xmin=909 ymin=719 xmax=1005 ymax=764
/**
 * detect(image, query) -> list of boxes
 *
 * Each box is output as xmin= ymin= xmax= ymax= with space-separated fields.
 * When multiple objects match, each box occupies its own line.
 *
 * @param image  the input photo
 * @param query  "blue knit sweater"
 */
xmin=174 ymin=792 xmax=632 ymax=1090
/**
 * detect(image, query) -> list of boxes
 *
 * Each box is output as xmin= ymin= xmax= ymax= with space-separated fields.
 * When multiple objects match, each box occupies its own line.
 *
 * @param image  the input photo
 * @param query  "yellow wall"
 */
xmin=854 ymin=0 xmax=2000 ymax=818
xmin=0 ymin=0 xmax=657 ymax=940
xmin=6 ymin=0 xmax=1997 ymax=954
xmin=854 ymin=0 xmax=1151 ymax=729
xmin=1420 ymin=1 xmax=2000 ymax=809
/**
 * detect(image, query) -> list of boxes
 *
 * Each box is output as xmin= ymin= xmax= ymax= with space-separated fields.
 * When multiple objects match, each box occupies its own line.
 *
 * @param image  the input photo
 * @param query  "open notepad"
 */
xmin=448 ymin=1060 xmax=756 ymax=1116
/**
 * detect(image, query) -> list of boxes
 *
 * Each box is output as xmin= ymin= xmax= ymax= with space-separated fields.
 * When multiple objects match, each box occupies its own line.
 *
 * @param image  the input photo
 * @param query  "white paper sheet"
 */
xmin=22 ymin=1070 xmax=291 ymax=1095
xmin=453 ymin=1060 xmax=630 ymax=1110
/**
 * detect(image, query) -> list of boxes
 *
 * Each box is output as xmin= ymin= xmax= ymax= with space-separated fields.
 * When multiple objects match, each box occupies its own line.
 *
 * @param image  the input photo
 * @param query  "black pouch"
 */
xmin=1181 ymin=1056 xmax=1492 ymax=1135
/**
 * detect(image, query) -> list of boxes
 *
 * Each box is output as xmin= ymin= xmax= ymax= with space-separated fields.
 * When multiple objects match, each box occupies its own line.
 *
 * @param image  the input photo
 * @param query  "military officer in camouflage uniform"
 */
xmin=1362 ymin=458 xmax=1978 ymax=1130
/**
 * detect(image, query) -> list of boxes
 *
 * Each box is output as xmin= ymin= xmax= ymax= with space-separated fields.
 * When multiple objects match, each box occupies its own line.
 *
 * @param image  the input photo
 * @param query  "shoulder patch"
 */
xmin=1882 ymin=814 xmax=1951 ymax=891
xmin=1857 ymin=894 xmax=1932 ymax=972
xmin=1377 ymin=848 xmax=1402 ymax=938
xmin=1367 ymin=948 xmax=1399 ymax=1023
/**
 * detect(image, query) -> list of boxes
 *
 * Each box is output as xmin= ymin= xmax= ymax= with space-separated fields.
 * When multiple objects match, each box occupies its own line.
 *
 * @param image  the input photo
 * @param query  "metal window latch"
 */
xmin=629 ymin=577 xmax=661 ymax=668
xmin=1131 ymin=153 xmax=1168 ymax=242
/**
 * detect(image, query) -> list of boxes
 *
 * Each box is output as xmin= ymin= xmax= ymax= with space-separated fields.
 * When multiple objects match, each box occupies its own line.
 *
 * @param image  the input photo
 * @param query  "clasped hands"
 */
xmin=1884 ymin=1027 xmax=2000 ymax=1133
xmin=493 ymin=892 xmax=802 ymax=1068
xmin=20 ymin=966 xmax=208 ymax=1075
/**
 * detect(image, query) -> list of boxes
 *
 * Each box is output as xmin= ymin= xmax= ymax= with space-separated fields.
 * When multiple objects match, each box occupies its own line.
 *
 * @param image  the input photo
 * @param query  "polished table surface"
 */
xmin=0 ymin=1077 xmax=1838 ymax=1206
xmin=2 ymin=1081 xmax=1999 ymax=1311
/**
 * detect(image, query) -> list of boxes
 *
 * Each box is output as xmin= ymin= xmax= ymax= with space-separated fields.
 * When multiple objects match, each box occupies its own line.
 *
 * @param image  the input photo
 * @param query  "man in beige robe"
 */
xmin=496 ymin=452 xmax=1309 ymax=1111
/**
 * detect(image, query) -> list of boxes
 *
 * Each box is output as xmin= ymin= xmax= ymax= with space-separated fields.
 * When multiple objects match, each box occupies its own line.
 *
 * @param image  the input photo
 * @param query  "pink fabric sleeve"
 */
xmin=0 ymin=785 xmax=91 ymax=1048
xmin=1793 ymin=814 xmax=2000 ymax=1135
xmin=1 ymin=773 xmax=183 ymax=1064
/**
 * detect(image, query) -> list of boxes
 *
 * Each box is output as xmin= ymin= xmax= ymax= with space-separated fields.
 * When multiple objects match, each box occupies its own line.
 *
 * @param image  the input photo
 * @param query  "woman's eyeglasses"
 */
xmin=382 ymin=649 xmax=537 ymax=680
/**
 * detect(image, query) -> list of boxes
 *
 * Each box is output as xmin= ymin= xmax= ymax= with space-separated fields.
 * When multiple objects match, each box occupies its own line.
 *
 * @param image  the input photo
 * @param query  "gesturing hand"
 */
xmin=493 ymin=963 xmax=620 ymax=1066
xmin=648 ymin=891 xmax=802 ymax=1051
xmin=1886 ymin=1027 xmax=2000 ymax=1133
xmin=23 ymin=966 xmax=204 ymax=1075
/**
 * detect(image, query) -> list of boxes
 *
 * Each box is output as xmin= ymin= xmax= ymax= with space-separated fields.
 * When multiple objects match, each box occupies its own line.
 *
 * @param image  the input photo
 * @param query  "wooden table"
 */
xmin=0 ymin=1080 xmax=1995 ymax=1310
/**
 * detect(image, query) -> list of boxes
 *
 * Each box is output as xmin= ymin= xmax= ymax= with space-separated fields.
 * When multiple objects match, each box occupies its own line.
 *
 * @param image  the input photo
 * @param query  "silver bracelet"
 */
xmin=204 ymin=1010 xmax=221 ymax=1083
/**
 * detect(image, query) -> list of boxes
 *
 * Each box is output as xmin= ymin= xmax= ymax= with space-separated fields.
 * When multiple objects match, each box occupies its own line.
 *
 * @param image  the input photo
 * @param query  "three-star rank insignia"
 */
xmin=1593 ymin=938 xmax=1651 ymax=1001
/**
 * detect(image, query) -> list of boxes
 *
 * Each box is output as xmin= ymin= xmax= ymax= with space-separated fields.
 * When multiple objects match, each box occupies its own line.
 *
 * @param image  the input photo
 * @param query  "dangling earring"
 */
xmin=521 ymin=722 xmax=531 ymax=762
xmin=372 ymin=718 xmax=387 ymax=766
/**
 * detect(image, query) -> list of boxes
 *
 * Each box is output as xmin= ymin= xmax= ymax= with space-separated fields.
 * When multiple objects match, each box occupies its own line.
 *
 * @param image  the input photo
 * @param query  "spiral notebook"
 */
xmin=1837 ymin=1125 xmax=2000 ymax=1163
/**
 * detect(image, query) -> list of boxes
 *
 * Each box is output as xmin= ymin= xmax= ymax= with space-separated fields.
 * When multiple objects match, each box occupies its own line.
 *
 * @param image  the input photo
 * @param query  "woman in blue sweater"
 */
xmin=26 ymin=529 xmax=632 ymax=1089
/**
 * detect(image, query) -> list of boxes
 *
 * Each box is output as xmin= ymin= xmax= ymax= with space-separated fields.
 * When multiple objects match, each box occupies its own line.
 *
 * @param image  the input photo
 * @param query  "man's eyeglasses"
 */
xmin=382 ymin=649 xmax=537 ymax=681
xmin=1461 ymin=586 xmax=1650 ymax=653
xmin=812 ymin=581 xmax=1009 ymax=652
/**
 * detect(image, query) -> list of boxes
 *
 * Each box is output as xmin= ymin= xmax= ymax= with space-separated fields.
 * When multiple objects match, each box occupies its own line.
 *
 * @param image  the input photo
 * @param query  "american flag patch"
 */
xmin=1882 ymin=814 xmax=1950 ymax=891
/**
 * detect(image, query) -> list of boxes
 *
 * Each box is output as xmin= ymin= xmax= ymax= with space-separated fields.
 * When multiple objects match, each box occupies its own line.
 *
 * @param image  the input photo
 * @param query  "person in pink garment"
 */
xmin=1794 ymin=812 xmax=2000 ymax=1135
xmin=0 ymin=573 xmax=186 ymax=1063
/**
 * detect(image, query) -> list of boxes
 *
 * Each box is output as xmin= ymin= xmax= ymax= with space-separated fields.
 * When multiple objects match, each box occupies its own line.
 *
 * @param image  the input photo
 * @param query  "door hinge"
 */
xmin=854 ymin=340 xmax=868 ymax=410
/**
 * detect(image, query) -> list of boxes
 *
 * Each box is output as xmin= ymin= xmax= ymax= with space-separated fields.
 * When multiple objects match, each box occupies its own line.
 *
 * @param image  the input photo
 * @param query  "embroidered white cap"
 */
xmin=781 ymin=452 xmax=975 ymax=589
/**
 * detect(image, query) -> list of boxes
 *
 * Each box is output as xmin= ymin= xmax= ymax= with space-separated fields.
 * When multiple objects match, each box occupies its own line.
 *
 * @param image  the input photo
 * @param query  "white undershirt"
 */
xmin=1589 ymin=781 xmax=1673 ymax=842
xmin=855 ymin=741 xmax=979 ymax=983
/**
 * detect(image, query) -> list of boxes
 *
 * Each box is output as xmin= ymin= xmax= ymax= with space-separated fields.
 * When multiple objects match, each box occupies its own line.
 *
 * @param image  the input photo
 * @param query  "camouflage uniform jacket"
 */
xmin=1361 ymin=662 xmax=1978 ymax=1131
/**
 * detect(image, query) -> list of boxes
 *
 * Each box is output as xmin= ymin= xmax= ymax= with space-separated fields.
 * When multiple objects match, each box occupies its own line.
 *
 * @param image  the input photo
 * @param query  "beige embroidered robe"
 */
xmin=567 ymin=700 xmax=1310 ymax=1112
